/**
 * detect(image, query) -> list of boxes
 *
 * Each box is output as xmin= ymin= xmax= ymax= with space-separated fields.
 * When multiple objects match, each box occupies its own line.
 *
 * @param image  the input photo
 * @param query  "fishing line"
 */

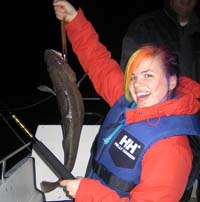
xmin=0 ymin=94 xmax=54 ymax=112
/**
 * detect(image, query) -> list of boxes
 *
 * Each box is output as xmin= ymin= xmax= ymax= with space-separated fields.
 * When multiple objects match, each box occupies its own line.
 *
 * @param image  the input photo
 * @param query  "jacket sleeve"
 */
xmin=75 ymin=136 xmax=192 ymax=202
xmin=65 ymin=9 xmax=124 ymax=107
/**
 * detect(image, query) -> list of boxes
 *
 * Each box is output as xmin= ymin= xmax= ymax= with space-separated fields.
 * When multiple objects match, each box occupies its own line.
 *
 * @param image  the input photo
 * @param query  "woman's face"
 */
xmin=128 ymin=55 xmax=177 ymax=108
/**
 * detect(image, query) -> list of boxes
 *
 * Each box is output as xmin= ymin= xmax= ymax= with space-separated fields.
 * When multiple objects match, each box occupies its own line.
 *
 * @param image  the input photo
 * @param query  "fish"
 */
xmin=44 ymin=49 xmax=84 ymax=172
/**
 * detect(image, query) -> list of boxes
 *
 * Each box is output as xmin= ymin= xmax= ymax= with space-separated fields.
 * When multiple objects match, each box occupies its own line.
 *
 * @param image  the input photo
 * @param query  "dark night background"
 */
xmin=0 ymin=0 xmax=199 ymax=171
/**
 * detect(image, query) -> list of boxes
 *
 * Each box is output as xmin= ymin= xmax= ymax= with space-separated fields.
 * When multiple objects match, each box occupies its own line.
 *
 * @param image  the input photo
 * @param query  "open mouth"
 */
xmin=136 ymin=92 xmax=151 ymax=104
xmin=136 ymin=92 xmax=150 ymax=98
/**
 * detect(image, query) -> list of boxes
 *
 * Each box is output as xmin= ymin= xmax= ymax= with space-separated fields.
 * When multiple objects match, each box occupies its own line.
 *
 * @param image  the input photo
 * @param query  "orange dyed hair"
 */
xmin=124 ymin=45 xmax=156 ymax=101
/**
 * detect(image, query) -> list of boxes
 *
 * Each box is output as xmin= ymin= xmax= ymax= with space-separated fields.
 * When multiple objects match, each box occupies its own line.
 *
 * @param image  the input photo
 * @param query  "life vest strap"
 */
xmin=93 ymin=159 xmax=136 ymax=192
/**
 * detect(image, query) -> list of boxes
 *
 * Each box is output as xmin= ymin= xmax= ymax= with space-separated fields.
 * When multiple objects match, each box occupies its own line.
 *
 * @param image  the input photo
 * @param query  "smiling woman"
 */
xmin=1 ymin=0 xmax=200 ymax=201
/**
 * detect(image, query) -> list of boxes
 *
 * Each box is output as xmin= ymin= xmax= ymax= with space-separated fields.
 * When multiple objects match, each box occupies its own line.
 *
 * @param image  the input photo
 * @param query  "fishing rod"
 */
xmin=0 ymin=110 xmax=75 ymax=183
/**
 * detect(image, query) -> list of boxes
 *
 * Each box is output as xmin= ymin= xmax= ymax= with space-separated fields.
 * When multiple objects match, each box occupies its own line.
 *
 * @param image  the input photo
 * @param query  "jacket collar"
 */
xmin=125 ymin=77 xmax=200 ymax=124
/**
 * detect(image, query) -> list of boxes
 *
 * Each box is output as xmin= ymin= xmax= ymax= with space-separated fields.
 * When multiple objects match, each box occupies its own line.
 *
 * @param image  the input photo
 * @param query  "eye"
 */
xmin=144 ymin=73 xmax=153 ymax=78
xmin=131 ymin=75 xmax=137 ymax=81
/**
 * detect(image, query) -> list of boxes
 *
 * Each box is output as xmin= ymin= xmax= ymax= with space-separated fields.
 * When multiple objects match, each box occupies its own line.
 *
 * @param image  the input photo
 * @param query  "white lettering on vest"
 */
xmin=119 ymin=135 xmax=141 ymax=154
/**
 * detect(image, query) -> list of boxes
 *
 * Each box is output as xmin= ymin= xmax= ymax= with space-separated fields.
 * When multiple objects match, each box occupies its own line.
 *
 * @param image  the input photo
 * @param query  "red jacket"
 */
xmin=65 ymin=9 xmax=200 ymax=202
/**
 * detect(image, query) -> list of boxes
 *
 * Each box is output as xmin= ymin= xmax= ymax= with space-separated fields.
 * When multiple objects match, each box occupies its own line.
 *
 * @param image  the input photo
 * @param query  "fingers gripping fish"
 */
xmin=44 ymin=49 xmax=84 ymax=172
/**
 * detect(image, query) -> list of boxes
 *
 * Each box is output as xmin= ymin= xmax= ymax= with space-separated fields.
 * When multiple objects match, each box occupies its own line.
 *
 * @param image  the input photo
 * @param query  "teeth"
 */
xmin=136 ymin=92 xmax=150 ymax=97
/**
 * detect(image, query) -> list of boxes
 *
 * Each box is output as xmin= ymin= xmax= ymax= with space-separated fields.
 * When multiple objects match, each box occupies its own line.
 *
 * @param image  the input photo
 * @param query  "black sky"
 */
xmin=1 ymin=0 xmax=164 ymax=94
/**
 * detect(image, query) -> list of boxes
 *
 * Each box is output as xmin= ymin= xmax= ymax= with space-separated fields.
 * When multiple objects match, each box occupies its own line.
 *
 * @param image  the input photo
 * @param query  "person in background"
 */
xmin=120 ymin=0 xmax=200 ymax=83
xmin=53 ymin=0 xmax=200 ymax=201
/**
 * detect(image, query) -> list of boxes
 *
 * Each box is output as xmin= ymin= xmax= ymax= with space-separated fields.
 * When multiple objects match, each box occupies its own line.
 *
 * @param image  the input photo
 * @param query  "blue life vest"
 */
xmin=86 ymin=96 xmax=200 ymax=198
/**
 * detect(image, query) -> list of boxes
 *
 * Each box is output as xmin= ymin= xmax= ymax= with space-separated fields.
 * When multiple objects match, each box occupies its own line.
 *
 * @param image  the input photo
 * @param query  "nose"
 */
xmin=132 ymin=77 xmax=144 ymax=87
